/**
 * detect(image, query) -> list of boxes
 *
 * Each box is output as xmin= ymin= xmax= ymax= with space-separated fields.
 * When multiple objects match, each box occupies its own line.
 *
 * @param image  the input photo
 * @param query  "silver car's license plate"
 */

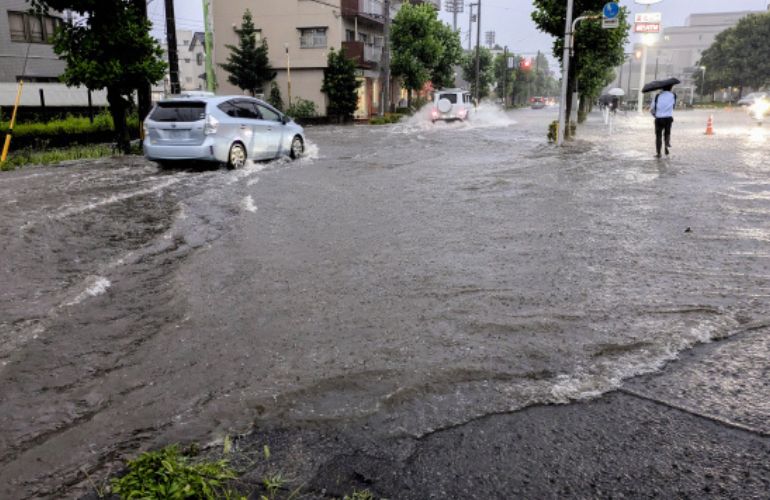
xmin=165 ymin=129 xmax=188 ymax=139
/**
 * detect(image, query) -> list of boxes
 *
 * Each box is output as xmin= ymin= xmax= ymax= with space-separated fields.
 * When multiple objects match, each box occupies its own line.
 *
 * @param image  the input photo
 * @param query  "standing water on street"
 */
xmin=1 ymin=107 xmax=769 ymax=497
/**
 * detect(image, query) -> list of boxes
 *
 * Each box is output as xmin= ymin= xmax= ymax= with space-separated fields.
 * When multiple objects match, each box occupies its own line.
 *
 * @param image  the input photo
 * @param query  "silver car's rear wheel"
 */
xmin=228 ymin=142 xmax=246 ymax=169
xmin=290 ymin=136 xmax=304 ymax=159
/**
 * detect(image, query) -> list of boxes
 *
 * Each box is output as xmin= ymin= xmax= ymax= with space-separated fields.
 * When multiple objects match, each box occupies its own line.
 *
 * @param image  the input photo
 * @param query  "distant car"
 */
xmin=431 ymin=88 xmax=473 ymax=123
xmin=737 ymin=92 xmax=768 ymax=107
xmin=530 ymin=96 xmax=546 ymax=109
xmin=143 ymin=95 xmax=305 ymax=169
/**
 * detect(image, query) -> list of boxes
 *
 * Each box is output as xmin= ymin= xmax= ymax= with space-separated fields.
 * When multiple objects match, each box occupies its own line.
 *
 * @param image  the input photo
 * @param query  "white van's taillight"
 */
xmin=204 ymin=114 xmax=219 ymax=135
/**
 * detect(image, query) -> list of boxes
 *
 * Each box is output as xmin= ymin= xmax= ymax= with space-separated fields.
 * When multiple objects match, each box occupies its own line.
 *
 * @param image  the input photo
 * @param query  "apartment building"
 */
xmin=154 ymin=30 xmax=208 ymax=100
xmin=0 ymin=0 xmax=107 ymax=109
xmin=212 ymin=0 xmax=440 ymax=118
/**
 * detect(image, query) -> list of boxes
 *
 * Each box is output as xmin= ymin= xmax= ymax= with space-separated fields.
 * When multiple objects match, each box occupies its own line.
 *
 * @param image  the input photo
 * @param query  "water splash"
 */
xmin=391 ymin=102 xmax=517 ymax=134
xmin=241 ymin=195 xmax=258 ymax=213
xmin=64 ymin=276 xmax=111 ymax=307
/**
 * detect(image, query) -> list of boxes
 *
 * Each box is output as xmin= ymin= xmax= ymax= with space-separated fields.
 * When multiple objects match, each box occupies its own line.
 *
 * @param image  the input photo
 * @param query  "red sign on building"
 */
xmin=634 ymin=22 xmax=660 ymax=33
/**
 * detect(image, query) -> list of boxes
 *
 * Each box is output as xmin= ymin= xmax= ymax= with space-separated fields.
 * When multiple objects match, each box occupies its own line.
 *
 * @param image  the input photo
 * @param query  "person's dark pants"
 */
xmin=655 ymin=116 xmax=673 ymax=155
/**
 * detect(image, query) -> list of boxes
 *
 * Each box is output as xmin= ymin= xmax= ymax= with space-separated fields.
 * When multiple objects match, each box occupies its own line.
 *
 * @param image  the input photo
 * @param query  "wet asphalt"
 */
xmin=1 ymin=106 xmax=769 ymax=498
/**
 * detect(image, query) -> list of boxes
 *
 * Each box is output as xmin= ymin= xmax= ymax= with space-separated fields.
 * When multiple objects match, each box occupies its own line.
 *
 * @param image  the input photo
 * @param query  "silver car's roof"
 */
xmin=157 ymin=95 xmax=267 ymax=105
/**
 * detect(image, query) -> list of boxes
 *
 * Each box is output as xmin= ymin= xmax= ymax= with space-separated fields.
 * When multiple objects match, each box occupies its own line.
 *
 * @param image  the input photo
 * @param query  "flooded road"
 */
xmin=1 ymin=106 xmax=769 ymax=497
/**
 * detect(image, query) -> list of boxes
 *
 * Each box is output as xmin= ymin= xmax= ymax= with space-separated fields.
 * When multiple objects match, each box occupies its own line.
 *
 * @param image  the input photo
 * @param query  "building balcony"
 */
xmin=341 ymin=40 xmax=382 ymax=69
xmin=341 ymin=0 xmax=387 ymax=25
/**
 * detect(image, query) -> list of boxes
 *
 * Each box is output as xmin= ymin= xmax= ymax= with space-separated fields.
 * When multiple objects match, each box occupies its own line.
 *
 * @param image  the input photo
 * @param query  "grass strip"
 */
xmin=0 ymin=144 xmax=115 ymax=171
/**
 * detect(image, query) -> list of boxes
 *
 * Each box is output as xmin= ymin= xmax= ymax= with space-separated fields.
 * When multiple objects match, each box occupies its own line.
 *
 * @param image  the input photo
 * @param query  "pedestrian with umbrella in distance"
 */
xmin=644 ymin=77 xmax=680 ymax=158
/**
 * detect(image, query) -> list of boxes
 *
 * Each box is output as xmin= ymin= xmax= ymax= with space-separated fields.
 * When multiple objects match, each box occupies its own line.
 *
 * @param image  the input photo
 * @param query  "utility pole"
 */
xmin=534 ymin=50 xmax=540 ymax=96
xmin=557 ymin=0 xmax=575 ymax=146
xmin=164 ymin=0 xmax=181 ymax=95
xmin=202 ymin=0 xmax=215 ymax=92
xmin=474 ymin=0 xmax=481 ymax=104
xmin=380 ymin=0 xmax=391 ymax=115
xmin=133 ymin=0 xmax=152 ymax=125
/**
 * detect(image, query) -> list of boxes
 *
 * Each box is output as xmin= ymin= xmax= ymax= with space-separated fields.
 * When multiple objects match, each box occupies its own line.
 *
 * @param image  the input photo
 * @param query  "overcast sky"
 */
xmin=163 ymin=0 xmax=769 ymax=64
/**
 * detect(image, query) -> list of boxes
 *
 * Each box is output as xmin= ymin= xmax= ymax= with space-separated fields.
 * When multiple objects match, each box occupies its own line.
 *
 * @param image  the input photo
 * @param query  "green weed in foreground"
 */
xmin=110 ymin=445 xmax=243 ymax=500
xmin=343 ymin=490 xmax=375 ymax=500
xmin=0 ymin=144 xmax=115 ymax=170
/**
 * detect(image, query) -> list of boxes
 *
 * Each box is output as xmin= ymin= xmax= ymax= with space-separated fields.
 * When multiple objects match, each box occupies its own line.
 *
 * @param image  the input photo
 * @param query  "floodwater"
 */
xmin=1 ymin=106 xmax=769 ymax=497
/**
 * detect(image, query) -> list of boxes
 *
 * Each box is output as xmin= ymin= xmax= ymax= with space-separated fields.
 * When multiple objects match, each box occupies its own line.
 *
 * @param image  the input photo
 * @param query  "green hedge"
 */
xmin=0 ymin=113 xmax=139 ymax=149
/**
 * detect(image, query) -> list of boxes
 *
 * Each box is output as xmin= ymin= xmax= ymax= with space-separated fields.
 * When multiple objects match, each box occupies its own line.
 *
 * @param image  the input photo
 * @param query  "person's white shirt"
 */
xmin=653 ymin=91 xmax=676 ymax=118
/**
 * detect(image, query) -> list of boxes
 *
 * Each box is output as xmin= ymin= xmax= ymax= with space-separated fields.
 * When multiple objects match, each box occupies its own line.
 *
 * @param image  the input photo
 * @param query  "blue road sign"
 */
xmin=603 ymin=2 xmax=620 ymax=19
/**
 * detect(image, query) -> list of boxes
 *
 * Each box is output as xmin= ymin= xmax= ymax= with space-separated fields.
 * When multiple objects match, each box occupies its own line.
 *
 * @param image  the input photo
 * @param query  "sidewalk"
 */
xmin=215 ymin=325 xmax=770 ymax=499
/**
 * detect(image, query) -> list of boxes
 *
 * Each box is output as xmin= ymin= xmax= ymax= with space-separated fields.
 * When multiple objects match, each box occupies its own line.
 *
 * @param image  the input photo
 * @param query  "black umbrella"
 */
xmin=599 ymin=94 xmax=613 ymax=104
xmin=642 ymin=77 xmax=681 ymax=93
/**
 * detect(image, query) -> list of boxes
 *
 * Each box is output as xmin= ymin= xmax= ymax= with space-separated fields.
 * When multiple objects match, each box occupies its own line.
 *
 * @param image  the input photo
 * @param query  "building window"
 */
xmin=7 ymin=11 xmax=61 ymax=44
xmin=8 ymin=12 xmax=26 ymax=42
xmin=346 ymin=29 xmax=355 ymax=42
xmin=184 ymin=58 xmax=191 ymax=63
xmin=196 ymin=52 xmax=204 ymax=66
xmin=299 ymin=27 xmax=327 ymax=48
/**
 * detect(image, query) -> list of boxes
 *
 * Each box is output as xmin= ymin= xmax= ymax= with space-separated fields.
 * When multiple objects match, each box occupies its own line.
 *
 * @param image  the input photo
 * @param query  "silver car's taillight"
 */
xmin=204 ymin=114 xmax=219 ymax=135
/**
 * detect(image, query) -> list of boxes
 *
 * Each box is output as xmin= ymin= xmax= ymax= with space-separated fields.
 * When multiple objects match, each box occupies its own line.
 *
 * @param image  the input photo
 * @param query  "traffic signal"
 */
xmin=520 ymin=58 xmax=532 ymax=70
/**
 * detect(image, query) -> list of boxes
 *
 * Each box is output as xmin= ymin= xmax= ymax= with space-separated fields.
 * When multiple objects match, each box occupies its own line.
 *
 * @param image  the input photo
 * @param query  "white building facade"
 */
xmin=611 ymin=10 xmax=764 ymax=104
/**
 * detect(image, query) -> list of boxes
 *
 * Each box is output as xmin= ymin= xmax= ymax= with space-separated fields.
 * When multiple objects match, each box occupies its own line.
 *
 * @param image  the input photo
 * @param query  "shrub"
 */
xmin=369 ymin=113 xmax=403 ymax=125
xmin=110 ymin=445 xmax=241 ymax=499
xmin=0 ymin=112 xmax=139 ymax=149
xmin=268 ymin=82 xmax=284 ymax=111
xmin=548 ymin=120 xmax=558 ymax=142
xmin=547 ymin=120 xmax=577 ymax=143
xmin=286 ymin=98 xmax=317 ymax=119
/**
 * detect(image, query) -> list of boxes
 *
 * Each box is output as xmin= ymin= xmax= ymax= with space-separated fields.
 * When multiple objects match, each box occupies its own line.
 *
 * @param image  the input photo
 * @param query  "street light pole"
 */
xmin=557 ymin=0 xmax=575 ymax=146
xmin=285 ymin=43 xmax=292 ymax=107
xmin=700 ymin=66 xmax=706 ymax=102
xmin=634 ymin=0 xmax=664 ymax=113
xmin=636 ymin=41 xmax=648 ymax=113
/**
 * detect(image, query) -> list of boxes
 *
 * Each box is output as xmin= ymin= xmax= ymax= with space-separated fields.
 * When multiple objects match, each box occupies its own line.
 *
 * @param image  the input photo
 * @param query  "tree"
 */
xmin=322 ymin=48 xmax=360 ymax=121
xmin=30 ymin=0 xmax=166 ymax=153
xmin=461 ymin=47 xmax=494 ymax=99
xmin=391 ymin=3 xmax=446 ymax=106
xmin=220 ymin=10 xmax=276 ymax=96
xmin=430 ymin=22 xmax=463 ymax=89
xmin=532 ymin=0 xmax=629 ymax=135
xmin=699 ymin=12 xmax=770 ymax=97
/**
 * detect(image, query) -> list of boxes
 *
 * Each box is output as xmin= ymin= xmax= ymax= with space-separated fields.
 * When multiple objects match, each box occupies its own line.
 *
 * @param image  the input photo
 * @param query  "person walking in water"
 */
xmin=651 ymin=84 xmax=676 ymax=157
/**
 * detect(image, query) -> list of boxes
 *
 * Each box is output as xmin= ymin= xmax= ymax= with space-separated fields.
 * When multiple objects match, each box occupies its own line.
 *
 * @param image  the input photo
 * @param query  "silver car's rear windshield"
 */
xmin=149 ymin=101 xmax=206 ymax=122
xmin=438 ymin=93 xmax=458 ymax=104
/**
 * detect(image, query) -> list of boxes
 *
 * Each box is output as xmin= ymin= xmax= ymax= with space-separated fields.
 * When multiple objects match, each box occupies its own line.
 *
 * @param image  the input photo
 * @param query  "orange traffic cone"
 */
xmin=705 ymin=114 xmax=714 ymax=135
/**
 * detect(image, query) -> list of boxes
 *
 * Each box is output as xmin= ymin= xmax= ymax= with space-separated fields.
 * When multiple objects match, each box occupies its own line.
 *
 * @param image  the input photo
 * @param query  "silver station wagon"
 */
xmin=143 ymin=95 xmax=306 ymax=168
